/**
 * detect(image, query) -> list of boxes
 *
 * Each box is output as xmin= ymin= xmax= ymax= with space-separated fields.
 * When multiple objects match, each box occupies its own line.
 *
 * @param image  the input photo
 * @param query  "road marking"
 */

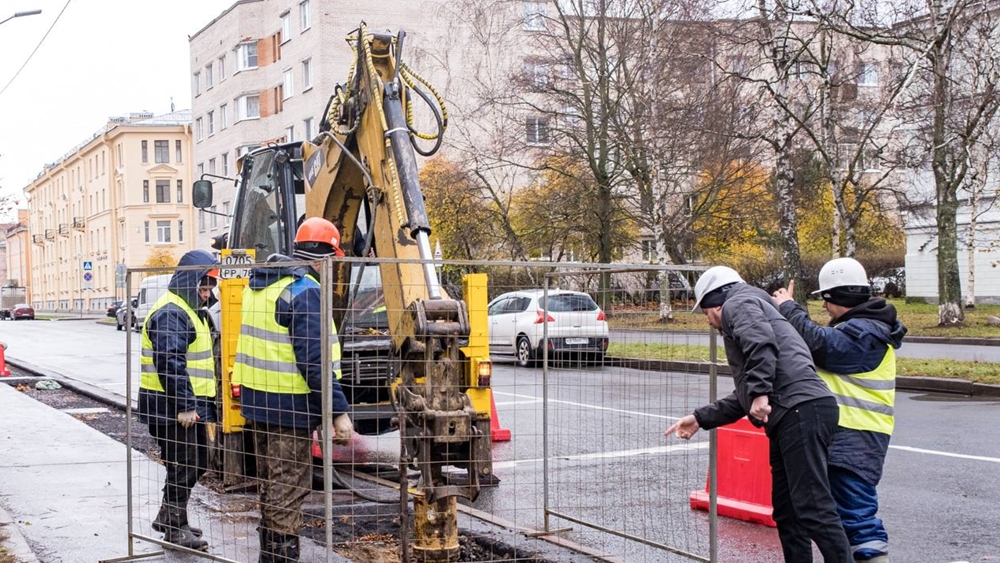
xmin=493 ymin=391 xmax=682 ymax=421
xmin=494 ymin=399 xmax=543 ymax=407
xmin=493 ymin=442 xmax=708 ymax=469
xmin=889 ymin=445 xmax=1000 ymax=464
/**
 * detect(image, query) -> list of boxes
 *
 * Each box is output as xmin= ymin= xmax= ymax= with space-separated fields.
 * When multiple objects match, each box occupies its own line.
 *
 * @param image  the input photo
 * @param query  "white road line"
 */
xmin=493 ymin=442 xmax=708 ymax=469
xmin=493 ymin=391 xmax=681 ymax=421
xmin=494 ymin=399 xmax=543 ymax=407
xmin=888 ymin=445 xmax=1000 ymax=464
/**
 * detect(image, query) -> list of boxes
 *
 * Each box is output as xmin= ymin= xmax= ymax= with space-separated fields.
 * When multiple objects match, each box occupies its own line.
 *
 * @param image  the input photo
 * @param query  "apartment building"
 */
xmin=4 ymin=209 xmax=32 ymax=301
xmin=23 ymin=111 xmax=196 ymax=313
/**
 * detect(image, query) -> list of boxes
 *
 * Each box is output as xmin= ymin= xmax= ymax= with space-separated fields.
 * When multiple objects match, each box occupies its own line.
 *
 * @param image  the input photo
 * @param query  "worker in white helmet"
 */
xmin=773 ymin=258 xmax=905 ymax=563
xmin=666 ymin=266 xmax=851 ymax=563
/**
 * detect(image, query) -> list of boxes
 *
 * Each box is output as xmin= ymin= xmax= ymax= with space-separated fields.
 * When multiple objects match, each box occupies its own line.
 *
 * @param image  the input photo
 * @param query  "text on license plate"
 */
xmin=566 ymin=338 xmax=589 ymax=345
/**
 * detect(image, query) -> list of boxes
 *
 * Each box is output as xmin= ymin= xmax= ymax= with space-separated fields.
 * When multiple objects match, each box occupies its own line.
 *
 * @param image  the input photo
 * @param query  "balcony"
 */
xmin=44 ymin=229 xmax=55 ymax=241
xmin=72 ymin=217 xmax=85 ymax=230
xmin=58 ymin=223 xmax=70 ymax=237
xmin=32 ymin=234 xmax=44 ymax=245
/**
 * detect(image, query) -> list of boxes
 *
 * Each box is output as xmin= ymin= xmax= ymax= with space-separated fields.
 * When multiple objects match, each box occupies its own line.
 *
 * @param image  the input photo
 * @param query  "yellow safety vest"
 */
xmin=140 ymin=291 xmax=217 ymax=397
xmin=817 ymin=346 xmax=895 ymax=436
xmin=232 ymin=276 xmax=341 ymax=395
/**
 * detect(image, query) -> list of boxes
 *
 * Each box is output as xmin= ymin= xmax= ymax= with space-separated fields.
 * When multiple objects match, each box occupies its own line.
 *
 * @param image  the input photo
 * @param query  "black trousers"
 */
xmin=149 ymin=423 xmax=208 ymax=507
xmin=769 ymin=397 xmax=852 ymax=563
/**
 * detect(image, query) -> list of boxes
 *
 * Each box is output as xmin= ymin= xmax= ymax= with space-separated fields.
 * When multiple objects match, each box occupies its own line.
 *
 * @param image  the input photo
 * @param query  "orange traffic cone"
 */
xmin=689 ymin=417 xmax=775 ymax=527
xmin=0 ymin=342 xmax=9 ymax=377
xmin=489 ymin=390 xmax=511 ymax=442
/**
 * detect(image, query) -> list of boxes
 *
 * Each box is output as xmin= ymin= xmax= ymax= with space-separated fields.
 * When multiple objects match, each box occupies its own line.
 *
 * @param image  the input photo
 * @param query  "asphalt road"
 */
xmin=2 ymin=318 xmax=998 ymax=562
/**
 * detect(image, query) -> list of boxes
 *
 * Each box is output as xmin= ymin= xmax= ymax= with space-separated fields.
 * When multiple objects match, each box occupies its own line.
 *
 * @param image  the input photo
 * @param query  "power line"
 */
xmin=0 ymin=0 xmax=74 ymax=99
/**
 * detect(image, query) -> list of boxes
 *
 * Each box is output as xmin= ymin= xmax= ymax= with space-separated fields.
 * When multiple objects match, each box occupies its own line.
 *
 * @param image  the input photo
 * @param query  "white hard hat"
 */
xmin=693 ymin=266 xmax=744 ymax=312
xmin=813 ymin=257 xmax=869 ymax=294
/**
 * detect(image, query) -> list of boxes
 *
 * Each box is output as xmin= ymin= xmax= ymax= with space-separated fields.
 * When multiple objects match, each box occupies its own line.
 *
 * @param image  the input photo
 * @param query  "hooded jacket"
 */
xmin=778 ymin=298 xmax=907 ymax=484
xmin=138 ymin=249 xmax=219 ymax=426
xmin=693 ymin=284 xmax=833 ymax=435
xmin=238 ymin=255 xmax=350 ymax=429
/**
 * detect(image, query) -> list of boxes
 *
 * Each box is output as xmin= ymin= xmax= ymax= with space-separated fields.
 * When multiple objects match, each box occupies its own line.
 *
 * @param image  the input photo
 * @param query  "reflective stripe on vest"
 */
xmin=139 ymin=290 xmax=217 ymax=397
xmin=232 ymin=276 xmax=341 ymax=395
xmin=817 ymin=346 xmax=895 ymax=435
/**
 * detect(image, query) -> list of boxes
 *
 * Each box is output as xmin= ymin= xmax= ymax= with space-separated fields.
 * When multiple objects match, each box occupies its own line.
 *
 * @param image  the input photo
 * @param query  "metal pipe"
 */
xmin=542 ymin=277 xmax=550 ymax=532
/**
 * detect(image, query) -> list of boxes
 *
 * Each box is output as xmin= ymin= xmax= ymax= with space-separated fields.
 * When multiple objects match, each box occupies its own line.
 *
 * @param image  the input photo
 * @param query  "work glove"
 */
xmin=177 ymin=410 xmax=200 ymax=429
xmin=333 ymin=413 xmax=354 ymax=445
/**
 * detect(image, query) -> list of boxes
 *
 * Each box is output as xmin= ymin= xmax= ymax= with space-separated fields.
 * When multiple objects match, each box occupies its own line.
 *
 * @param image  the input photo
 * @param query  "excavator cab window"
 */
xmin=230 ymin=149 xmax=295 ymax=260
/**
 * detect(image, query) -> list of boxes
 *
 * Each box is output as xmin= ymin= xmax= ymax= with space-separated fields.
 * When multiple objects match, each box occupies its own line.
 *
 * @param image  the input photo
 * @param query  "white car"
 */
xmin=487 ymin=289 xmax=609 ymax=367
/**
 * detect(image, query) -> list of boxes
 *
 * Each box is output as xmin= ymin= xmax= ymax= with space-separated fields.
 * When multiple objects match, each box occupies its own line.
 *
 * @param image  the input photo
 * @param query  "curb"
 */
xmin=4 ymin=356 xmax=132 ymax=411
xmin=607 ymin=357 xmax=1000 ymax=397
xmin=0 ymin=505 xmax=41 ymax=563
xmin=611 ymin=328 xmax=1000 ymax=346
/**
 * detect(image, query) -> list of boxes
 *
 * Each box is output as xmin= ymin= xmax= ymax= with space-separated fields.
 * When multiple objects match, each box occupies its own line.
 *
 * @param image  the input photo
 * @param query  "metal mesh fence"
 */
xmin=114 ymin=258 xmax=750 ymax=563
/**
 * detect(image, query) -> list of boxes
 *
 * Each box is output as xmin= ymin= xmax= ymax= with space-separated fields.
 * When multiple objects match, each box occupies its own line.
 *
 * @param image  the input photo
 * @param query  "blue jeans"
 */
xmin=829 ymin=465 xmax=888 ymax=560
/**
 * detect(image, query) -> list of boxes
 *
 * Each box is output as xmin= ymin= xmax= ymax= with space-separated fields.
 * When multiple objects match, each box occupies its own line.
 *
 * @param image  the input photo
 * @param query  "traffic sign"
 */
xmin=83 ymin=271 xmax=93 ymax=291
xmin=82 ymin=261 xmax=93 ymax=271
xmin=220 ymin=249 xmax=256 ymax=279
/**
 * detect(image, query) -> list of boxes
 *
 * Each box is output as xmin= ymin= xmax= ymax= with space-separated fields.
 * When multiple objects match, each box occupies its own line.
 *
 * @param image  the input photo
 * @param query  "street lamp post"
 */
xmin=0 ymin=9 xmax=42 ymax=27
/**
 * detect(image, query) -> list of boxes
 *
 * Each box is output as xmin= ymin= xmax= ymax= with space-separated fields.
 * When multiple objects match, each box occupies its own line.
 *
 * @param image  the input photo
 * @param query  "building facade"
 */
xmin=23 ymin=111 xmax=196 ymax=313
xmin=4 ymin=209 xmax=32 ymax=301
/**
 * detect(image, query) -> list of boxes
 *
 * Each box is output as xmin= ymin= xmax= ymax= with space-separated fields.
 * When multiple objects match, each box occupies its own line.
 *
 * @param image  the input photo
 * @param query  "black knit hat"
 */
xmin=820 ymin=285 xmax=870 ymax=308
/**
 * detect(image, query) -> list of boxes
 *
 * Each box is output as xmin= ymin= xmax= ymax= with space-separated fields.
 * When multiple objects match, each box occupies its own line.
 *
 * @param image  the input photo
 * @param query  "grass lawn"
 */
xmin=608 ymin=299 xmax=1000 ymax=339
xmin=607 ymin=342 xmax=1000 ymax=385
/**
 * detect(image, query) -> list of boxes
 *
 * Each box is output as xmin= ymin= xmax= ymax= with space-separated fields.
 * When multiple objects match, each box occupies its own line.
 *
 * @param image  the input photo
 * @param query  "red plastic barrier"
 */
xmin=0 ymin=342 xmax=9 ymax=377
xmin=689 ymin=417 xmax=776 ymax=527
xmin=489 ymin=390 xmax=511 ymax=442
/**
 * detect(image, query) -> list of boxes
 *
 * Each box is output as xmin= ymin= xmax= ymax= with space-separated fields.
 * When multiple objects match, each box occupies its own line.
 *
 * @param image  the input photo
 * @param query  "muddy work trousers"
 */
xmin=251 ymin=424 xmax=313 ymax=536
xmin=149 ymin=423 xmax=208 ymax=508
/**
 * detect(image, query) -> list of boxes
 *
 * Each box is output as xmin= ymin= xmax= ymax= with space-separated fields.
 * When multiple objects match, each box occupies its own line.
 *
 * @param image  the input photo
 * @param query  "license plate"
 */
xmin=565 ymin=338 xmax=589 ymax=345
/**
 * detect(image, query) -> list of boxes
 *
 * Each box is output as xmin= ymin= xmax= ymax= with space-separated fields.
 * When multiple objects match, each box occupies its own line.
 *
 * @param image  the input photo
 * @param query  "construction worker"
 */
xmin=773 ymin=258 xmax=905 ymax=563
xmin=138 ymin=249 xmax=220 ymax=552
xmin=666 ymin=266 xmax=852 ymax=563
xmin=234 ymin=217 xmax=354 ymax=563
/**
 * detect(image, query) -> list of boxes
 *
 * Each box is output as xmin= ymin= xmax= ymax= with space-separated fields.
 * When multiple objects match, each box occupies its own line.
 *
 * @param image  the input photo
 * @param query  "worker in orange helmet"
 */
xmin=234 ymin=217 xmax=351 ymax=563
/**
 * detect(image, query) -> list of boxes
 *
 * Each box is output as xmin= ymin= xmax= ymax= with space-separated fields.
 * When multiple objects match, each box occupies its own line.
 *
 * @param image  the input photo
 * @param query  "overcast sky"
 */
xmin=0 ymin=0 xmax=232 ymax=220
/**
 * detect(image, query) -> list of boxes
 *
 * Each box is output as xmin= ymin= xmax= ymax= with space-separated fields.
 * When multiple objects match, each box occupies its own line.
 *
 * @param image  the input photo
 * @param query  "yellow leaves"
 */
xmin=143 ymin=248 xmax=176 ymax=270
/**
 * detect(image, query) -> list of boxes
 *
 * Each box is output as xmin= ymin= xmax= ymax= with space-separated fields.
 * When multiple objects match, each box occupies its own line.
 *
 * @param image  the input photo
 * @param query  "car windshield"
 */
xmin=342 ymin=264 xmax=388 ymax=331
xmin=14 ymin=304 xmax=29 ymax=309
xmin=541 ymin=294 xmax=598 ymax=312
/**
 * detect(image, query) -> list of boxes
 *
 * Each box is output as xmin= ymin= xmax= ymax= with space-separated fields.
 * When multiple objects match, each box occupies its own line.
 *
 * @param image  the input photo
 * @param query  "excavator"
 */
xmin=192 ymin=23 xmax=494 ymax=562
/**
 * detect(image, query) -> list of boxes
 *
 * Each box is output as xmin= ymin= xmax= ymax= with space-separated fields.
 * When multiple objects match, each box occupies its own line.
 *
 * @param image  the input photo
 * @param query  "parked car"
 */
xmin=116 ymin=297 xmax=138 ymax=331
xmin=11 ymin=303 xmax=34 ymax=321
xmin=107 ymin=300 xmax=123 ymax=318
xmin=132 ymin=275 xmax=172 ymax=331
xmin=487 ymin=289 xmax=609 ymax=368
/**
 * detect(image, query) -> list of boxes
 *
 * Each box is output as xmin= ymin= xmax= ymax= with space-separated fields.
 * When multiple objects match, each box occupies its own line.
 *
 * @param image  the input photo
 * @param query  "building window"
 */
xmin=283 ymin=68 xmax=294 ymax=99
xmin=156 ymin=220 xmax=171 ymax=243
xmin=858 ymin=63 xmax=879 ymax=87
xmin=144 ymin=221 xmax=150 ymax=243
xmin=281 ymin=12 xmax=291 ymax=42
xmin=236 ymin=42 xmax=258 ymax=71
xmin=208 ymin=158 xmax=216 ymax=175
xmin=193 ymin=71 xmax=201 ymax=96
xmin=178 ymin=220 xmax=185 ymax=243
xmin=197 ymin=163 xmax=204 ymax=179
xmin=236 ymin=94 xmax=260 ymax=121
xmin=141 ymin=140 xmax=148 ymax=164
xmin=221 ymin=152 xmax=229 ymax=176
xmin=208 ymin=110 xmax=215 ymax=136
xmin=303 ymin=117 xmax=313 ymax=141
xmin=526 ymin=116 xmax=550 ymax=145
xmin=302 ymin=58 xmax=312 ymax=90
xmin=154 ymin=140 xmax=169 ymax=163
xmin=218 ymin=55 xmax=226 ymax=82
xmin=199 ymin=210 xmax=206 ymax=233
xmin=205 ymin=63 xmax=214 ymax=89
xmin=176 ymin=180 xmax=183 ymax=203
xmin=210 ymin=206 xmax=219 ymax=230
xmin=522 ymin=2 xmax=546 ymax=31
xmin=286 ymin=125 xmax=295 ymax=142
xmin=220 ymin=104 xmax=228 ymax=130
xmin=223 ymin=201 xmax=232 ymax=226
xmin=175 ymin=140 xmax=182 ymax=163
xmin=156 ymin=180 xmax=170 ymax=203
xmin=143 ymin=180 xmax=149 ymax=203
xmin=196 ymin=118 xmax=204 ymax=141
xmin=299 ymin=0 xmax=310 ymax=31
xmin=524 ymin=61 xmax=550 ymax=91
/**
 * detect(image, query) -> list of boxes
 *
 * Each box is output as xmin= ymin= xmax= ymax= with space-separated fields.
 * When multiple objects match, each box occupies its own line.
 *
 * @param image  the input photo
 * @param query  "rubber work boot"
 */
xmin=152 ymin=505 xmax=203 ymax=537
xmin=259 ymin=528 xmax=299 ymax=563
xmin=161 ymin=507 xmax=209 ymax=551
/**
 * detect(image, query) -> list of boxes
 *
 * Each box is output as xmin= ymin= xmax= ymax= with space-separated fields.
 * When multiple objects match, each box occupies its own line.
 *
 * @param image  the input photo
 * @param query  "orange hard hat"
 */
xmin=205 ymin=268 xmax=220 ymax=279
xmin=294 ymin=217 xmax=345 ymax=257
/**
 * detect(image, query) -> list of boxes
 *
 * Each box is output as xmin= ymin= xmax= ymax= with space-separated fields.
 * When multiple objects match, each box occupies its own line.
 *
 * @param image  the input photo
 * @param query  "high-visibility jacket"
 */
xmin=233 ymin=275 xmax=342 ymax=395
xmin=140 ymin=291 xmax=216 ymax=398
xmin=817 ymin=346 xmax=896 ymax=436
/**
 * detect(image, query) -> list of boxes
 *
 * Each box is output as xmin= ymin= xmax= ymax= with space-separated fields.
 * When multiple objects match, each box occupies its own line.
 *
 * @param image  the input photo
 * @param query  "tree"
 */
xmin=144 ymin=249 xmax=176 ymax=274
xmin=420 ymin=156 xmax=500 ymax=261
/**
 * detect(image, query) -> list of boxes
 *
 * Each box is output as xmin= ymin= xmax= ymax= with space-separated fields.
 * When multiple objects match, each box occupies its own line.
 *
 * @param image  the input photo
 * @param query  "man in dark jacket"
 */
xmin=233 ymin=217 xmax=353 ymax=563
xmin=773 ymin=258 xmax=905 ymax=563
xmin=138 ymin=249 xmax=220 ymax=551
xmin=666 ymin=266 xmax=851 ymax=563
